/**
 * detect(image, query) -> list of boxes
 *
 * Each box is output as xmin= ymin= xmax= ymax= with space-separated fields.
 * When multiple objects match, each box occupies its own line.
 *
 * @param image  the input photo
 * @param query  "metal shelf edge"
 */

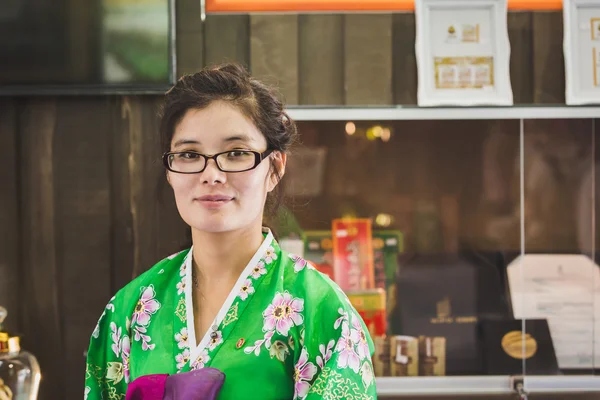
xmin=375 ymin=376 xmax=600 ymax=395
xmin=286 ymin=106 xmax=600 ymax=121
xmin=375 ymin=376 xmax=513 ymax=395
xmin=525 ymin=375 xmax=600 ymax=392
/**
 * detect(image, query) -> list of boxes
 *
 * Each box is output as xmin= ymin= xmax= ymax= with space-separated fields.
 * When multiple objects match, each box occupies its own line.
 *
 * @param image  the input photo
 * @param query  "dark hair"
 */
xmin=159 ymin=62 xmax=298 ymax=218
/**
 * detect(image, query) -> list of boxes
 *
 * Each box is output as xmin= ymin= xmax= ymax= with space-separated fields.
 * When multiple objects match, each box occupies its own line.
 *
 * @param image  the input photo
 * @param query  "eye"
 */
xmin=226 ymin=150 xmax=252 ymax=158
xmin=177 ymin=152 xmax=200 ymax=160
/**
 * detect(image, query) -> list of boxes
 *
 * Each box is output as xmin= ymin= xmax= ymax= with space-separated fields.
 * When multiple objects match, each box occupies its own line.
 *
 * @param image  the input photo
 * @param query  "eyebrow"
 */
xmin=172 ymin=134 xmax=254 ymax=148
xmin=223 ymin=134 xmax=254 ymax=144
xmin=172 ymin=139 xmax=200 ymax=148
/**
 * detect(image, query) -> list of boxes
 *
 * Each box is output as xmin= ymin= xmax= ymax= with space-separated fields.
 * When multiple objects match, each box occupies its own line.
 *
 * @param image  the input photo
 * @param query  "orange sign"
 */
xmin=207 ymin=0 xmax=563 ymax=12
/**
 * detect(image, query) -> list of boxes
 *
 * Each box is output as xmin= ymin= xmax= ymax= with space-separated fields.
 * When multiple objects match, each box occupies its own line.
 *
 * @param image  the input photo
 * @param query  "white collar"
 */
xmin=184 ymin=228 xmax=275 ymax=362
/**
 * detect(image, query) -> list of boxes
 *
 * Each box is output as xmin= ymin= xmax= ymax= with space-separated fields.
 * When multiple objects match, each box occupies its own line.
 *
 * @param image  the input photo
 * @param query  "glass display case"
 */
xmin=281 ymin=106 xmax=600 ymax=397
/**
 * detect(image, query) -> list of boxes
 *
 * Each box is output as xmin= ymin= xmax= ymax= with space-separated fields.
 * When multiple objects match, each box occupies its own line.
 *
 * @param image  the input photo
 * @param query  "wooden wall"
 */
xmin=178 ymin=11 xmax=567 ymax=105
xmin=0 ymin=3 xmax=597 ymax=400
xmin=0 ymin=97 xmax=188 ymax=400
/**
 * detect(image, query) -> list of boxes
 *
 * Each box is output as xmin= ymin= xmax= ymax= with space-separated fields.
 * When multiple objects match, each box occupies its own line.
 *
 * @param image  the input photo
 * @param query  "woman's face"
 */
xmin=168 ymin=101 xmax=285 ymax=234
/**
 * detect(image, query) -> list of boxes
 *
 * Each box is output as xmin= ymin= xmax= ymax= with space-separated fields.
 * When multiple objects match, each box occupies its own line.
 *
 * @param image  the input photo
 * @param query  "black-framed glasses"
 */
xmin=162 ymin=149 xmax=274 ymax=174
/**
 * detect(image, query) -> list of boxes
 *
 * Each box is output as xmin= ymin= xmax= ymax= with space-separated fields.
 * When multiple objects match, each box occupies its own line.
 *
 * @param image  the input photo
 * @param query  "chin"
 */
xmin=190 ymin=219 xmax=234 ymax=233
xmin=185 ymin=214 xmax=245 ymax=234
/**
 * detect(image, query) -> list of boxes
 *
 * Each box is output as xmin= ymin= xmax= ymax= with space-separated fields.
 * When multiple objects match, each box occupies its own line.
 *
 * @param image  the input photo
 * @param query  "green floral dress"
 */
xmin=85 ymin=230 xmax=377 ymax=399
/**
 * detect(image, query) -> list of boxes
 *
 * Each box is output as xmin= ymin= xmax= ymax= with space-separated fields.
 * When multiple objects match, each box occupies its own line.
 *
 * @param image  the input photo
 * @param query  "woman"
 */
xmin=85 ymin=63 xmax=377 ymax=399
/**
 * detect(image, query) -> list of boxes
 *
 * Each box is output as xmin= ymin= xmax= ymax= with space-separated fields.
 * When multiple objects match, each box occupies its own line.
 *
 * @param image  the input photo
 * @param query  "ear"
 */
xmin=166 ymin=171 xmax=172 ymax=187
xmin=267 ymin=151 xmax=286 ymax=193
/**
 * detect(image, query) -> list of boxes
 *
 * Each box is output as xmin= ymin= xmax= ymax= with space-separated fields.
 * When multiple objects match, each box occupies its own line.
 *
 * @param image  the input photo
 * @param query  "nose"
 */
xmin=201 ymin=158 xmax=227 ymax=185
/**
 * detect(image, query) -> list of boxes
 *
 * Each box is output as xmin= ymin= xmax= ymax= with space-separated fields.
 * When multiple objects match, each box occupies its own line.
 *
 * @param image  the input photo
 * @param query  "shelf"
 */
xmin=525 ymin=375 xmax=600 ymax=392
xmin=376 ymin=376 xmax=513 ymax=396
xmin=206 ymin=0 xmax=563 ymax=13
xmin=286 ymin=106 xmax=600 ymax=121
xmin=375 ymin=375 xmax=600 ymax=396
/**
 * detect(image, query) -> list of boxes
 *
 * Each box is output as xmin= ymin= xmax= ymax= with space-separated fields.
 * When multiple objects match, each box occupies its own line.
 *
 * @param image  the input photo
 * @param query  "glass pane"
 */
xmin=274 ymin=119 xmax=523 ymax=382
xmin=518 ymin=118 xmax=598 ymax=385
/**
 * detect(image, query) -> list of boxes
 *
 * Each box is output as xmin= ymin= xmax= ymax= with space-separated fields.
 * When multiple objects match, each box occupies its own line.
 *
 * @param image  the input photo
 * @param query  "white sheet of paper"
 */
xmin=507 ymin=254 xmax=600 ymax=369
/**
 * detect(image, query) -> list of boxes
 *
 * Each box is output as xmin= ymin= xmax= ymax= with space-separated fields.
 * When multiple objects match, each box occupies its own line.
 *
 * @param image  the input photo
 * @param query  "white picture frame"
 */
xmin=563 ymin=0 xmax=600 ymax=105
xmin=415 ymin=0 xmax=513 ymax=107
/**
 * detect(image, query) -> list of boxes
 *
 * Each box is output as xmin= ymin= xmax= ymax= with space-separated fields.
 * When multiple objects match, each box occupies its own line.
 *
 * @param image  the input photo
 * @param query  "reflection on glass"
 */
xmin=275 ymin=118 xmax=598 ymax=379
xmin=515 ymin=119 xmax=598 ymax=375
xmin=102 ymin=0 xmax=170 ymax=83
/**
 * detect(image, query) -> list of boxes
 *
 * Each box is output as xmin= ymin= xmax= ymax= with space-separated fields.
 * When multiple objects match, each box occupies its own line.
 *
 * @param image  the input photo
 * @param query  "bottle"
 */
xmin=0 ymin=306 xmax=41 ymax=400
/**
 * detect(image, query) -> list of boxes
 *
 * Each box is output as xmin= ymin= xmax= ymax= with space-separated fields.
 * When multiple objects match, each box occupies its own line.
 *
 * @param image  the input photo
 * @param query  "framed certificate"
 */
xmin=564 ymin=0 xmax=600 ymax=105
xmin=415 ymin=0 xmax=513 ymax=106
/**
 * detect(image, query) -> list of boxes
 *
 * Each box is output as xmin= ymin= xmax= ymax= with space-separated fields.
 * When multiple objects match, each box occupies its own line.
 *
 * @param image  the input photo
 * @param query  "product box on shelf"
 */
xmin=303 ymin=230 xmax=334 ymax=280
xmin=346 ymin=289 xmax=387 ymax=338
xmin=389 ymin=335 xmax=419 ymax=377
xmin=372 ymin=230 xmax=404 ymax=326
xmin=332 ymin=218 xmax=374 ymax=291
xmin=392 ymin=253 xmax=481 ymax=375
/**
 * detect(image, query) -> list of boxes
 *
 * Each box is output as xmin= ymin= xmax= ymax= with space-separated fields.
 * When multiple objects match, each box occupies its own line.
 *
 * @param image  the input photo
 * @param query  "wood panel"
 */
xmin=176 ymin=0 xmax=204 ymax=34
xmin=532 ymin=11 xmax=565 ymax=103
xmin=204 ymin=15 xmax=250 ymax=68
xmin=176 ymin=0 xmax=204 ymax=76
xmin=250 ymin=15 xmax=299 ymax=104
xmin=0 ymin=99 xmax=19 ymax=333
xmin=123 ymin=96 xmax=188 ymax=277
xmin=67 ymin=0 xmax=96 ymax=80
xmin=110 ymin=97 xmax=135 ymax=292
xmin=392 ymin=13 xmax=418 ymax=105
xmin=124 ymin=97 xmax=160 ymax=277
xmin=53 ymin=98 xmax=112 ymax=400
xmin=508 ymin=12 xmax=534 ymax=104
xmin=177 ymin=31 xmax=204 ymax=77
xmin=298 ymin=14 xmax=344 ymax=105
xmin=344 ymin=14 xmax=393 ymax=105
xmin=19 ymin=99 xmax=64 ymax=400
xmin=144 ymin=98 xmax=189 ymax=261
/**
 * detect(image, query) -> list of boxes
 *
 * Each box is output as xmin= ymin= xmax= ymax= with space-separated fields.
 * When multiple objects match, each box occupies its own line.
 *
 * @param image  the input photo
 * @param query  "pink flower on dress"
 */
xmin=263 ymin=292 xmax=304 ymax=336
xmin=191 ymin=349 xmax=211 ymax=370
xmin=289 ymin=254 xmax=308 ymax=273
xmin=175 ymin=348 xmax=190 ymax=370
xmin=132 ymin=286 xmax=160 ymax=326
xmin=208 ymin=330 xmax=223 ymax=351
xmin=175 ymin=327 xmax=189 ymax=350
xmin=238 ymin=279 xmax=255 ymax=301
xmin=251 ymin=261 xmax=267 ymax=279
xmin=316 ymin=339 xmax=335 ymax=369
xmin=121 ymin=336 xmax=131 ymax=383
xmin=335 ymin=322 xmax=360 ymax=373
xmin=293 ymin=348 xmax=317 ymax=400
xmin=110 ymin=322 xmax=122 ymax=357
xmin=133 ymin=325 xmax=155 ymax=351
xmin=176 ymin=280 xmax=186 ymax=295
xmin=264 ymin=246 xmax=277 ymax=264
xmin=334 ymin=308 xmax=349 ymax=330
xmin=351 ymin=314 xmax=370 ymax=360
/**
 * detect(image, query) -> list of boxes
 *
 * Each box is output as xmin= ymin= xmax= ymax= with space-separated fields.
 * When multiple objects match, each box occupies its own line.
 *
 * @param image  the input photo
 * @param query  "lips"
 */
xmin=197 ymin=195 xmax=233 ymax=202
xmin=195 ymin=195 xmax=234 ymax=209
xmin=195 ymin=194 xmax=233 ymax=210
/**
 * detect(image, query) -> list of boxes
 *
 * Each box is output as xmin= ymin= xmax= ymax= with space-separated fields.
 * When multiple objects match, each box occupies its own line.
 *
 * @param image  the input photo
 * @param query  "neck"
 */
xmin=191 ymin=223 xmax=265 ymax=287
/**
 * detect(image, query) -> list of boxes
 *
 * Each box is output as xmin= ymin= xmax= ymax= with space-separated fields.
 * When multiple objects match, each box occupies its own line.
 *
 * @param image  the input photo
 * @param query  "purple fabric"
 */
xmin=125 ymin=374 xmax=168 ymax=400
xmin=164 ymin=368 xmax=225 ymax=400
